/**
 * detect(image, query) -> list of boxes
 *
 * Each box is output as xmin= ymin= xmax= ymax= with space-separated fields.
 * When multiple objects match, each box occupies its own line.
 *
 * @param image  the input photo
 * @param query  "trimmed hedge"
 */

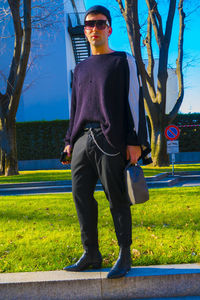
xmin=16 ymin=114 xmax=200 ymax=160
xmin=174 ymin=113 xmax=200 ymax=125
xmin=174 ymin=113 xmax=200 ymax=152
xmin=16 ymin=120 xmax=69 ymax=160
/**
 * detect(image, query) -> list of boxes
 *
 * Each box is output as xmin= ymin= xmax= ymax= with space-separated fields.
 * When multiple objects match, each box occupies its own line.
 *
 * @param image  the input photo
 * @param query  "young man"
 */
xmin=62 ymin=5 xmax=151 ymax=279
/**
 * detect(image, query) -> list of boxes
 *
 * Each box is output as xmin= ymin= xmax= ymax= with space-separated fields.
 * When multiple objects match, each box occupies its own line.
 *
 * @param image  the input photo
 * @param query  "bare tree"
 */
xmin=0 ymin=0 xmax=65 ymax=175
xmin=116 ymin=0 xmax=185 ymax=166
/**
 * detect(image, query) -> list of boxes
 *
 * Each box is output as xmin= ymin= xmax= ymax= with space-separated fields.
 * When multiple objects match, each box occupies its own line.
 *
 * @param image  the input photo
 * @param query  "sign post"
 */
xmin=164 ymin=125 xmax=180 ymax=176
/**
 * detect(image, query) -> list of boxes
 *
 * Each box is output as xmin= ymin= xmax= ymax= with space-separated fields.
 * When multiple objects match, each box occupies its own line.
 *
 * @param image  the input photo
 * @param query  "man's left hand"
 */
xmin=126 ymin=145 xmax=142 ymax=165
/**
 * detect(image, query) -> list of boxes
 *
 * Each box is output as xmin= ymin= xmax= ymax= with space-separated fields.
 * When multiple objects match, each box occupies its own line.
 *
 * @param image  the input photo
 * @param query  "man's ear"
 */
xmin=108 ymin=26 xmax=112 ymax=37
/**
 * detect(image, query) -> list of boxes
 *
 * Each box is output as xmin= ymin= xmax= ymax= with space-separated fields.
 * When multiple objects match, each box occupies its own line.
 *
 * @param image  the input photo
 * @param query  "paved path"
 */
xmin=0 ymin=172 xmax=200 ymax=196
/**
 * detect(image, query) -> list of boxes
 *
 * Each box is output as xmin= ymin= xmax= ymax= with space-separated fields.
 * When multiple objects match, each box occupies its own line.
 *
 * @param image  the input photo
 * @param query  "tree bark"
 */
xmin=151 ymin=117 xmax=169 ymax=166
xmin=5 ymin=116 xmax=18 ymax=175
xmin=0 ymin=149 xmax=5 ymax=175
xmin=168 ymin=0 xmax=185 ymax=122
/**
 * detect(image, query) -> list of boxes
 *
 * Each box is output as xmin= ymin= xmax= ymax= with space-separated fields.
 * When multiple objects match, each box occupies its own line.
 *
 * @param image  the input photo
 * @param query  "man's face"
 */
xmin=84 ymin=13 xmax=112 ymax=48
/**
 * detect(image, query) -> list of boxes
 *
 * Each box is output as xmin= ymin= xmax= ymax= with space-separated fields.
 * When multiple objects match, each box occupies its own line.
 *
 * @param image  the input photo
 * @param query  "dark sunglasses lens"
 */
xmin=96 ymin=20 xmax=107 ymax=29
xmin=84 ymin=20 xmax=107 ymax=29
xmin=85 ymin=20 xmax=95 ymax=28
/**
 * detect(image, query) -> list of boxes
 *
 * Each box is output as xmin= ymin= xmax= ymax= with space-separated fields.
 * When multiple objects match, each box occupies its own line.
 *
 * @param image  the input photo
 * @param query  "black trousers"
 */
xmin=71 ymin=128 xmax=132 ymax=251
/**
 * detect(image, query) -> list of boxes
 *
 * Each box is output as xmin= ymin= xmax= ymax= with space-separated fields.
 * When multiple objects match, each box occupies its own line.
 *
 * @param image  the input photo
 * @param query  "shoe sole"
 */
xmin=107 ymin=267 xmax=131 ymax=279
xmin=63 ymin=262 xmax=102 ymax=272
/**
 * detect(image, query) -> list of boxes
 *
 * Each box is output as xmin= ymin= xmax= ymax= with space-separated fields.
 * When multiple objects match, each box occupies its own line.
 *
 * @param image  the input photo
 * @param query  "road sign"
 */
xmin=165 ymin=125 xmax=180 ymax=141
xmin=167 ymin=140 xmax=179 ymax=154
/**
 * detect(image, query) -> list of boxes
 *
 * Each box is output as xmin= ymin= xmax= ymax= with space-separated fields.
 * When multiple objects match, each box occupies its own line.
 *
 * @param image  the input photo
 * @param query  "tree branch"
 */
xmin=5 ymin=0 xmax=22 ymax=111
xmin=144 ymin=13 xmax=156 ymax=99
xmin=9 ymin=0 xmax=32 ymax=117
xmin=164 ymin=0 xmax=176 ymax=48
xmin=117 ymin=0 xmax=155 ymax=117
xmin=154 ymin=1 xmax=176 ymax=112
xmin=116 ymin=0 xmax=125 ymax=16
xmin=145 ymin=0 xmax=164 ymax=48
xmin=168 ymin=0 xmax=185 ymax=121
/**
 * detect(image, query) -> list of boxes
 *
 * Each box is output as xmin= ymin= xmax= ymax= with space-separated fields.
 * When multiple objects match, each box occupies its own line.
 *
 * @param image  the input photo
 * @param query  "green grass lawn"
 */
xmin=1 ymin=186 xmax=200 ymax=273
xmin=0 ymin=164 xmax=199 ymax=184
xmin=142 ymin=163 xmax=200 ymax=176
xmin=0 ymin=170 xmax=72 ymax=184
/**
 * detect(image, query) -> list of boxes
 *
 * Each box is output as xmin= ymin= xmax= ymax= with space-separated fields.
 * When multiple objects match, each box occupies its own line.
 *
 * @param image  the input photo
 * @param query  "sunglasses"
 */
xmin=84 ymin=20 xmax=110 ymax=30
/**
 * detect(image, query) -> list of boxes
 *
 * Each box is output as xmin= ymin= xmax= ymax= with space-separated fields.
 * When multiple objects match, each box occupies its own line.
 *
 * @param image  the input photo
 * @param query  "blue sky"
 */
xmin=84 ymin=0 xmax=200 ymax=113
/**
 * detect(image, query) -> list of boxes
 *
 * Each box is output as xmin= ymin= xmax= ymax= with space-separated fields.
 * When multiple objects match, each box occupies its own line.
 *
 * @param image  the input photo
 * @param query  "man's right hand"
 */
xmin=61 ymin=145 xmax=72 ymax=165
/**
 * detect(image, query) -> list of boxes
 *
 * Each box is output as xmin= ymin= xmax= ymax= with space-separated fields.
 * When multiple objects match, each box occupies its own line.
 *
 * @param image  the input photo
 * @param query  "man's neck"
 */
xmin=91 ymin=46 xmax=114 ymax=55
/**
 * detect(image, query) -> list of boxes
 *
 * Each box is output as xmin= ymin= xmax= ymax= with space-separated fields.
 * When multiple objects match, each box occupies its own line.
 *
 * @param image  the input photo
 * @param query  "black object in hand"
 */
xmin=60 ymin=152 xmax=71 ymax=163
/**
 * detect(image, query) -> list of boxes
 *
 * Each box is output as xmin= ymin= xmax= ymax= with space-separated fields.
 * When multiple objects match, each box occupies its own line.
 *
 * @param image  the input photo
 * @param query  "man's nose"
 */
xmin=92 ymin=24 xmax=98 ymax=31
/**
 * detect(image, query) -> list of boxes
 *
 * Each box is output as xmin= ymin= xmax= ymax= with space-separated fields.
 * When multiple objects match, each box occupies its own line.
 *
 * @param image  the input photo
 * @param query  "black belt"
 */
xmin=84 ymin=122 xmax=101 ymax=130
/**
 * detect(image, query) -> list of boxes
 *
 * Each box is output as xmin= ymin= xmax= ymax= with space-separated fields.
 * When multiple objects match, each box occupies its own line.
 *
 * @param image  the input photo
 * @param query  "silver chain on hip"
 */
xmin=89 ymin=128 xmax=120 ymax=157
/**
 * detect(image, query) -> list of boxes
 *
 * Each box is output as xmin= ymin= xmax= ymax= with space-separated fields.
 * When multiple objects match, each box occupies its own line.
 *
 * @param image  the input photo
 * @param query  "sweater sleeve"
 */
xmin=125 ymin=53 xmax=152 ymax=164
xmin=126 ymin=107 xmax=140 ymax=145
xmin=124 ymin=53 xmax=140 ymax=146
xmin=64 ymin=71 xmax=77 ymax=147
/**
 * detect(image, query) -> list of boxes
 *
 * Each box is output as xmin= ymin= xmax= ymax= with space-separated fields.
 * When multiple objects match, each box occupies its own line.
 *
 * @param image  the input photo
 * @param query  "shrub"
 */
xmin=16 ymin=120 xmax=69 ymax=160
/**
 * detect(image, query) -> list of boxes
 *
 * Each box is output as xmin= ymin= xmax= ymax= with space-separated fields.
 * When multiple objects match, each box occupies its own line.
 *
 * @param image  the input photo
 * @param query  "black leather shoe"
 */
xmin=63 ymin=250 xmax=102 ymax=271
xmin=107 ymin=247 xmax=131 ymax=279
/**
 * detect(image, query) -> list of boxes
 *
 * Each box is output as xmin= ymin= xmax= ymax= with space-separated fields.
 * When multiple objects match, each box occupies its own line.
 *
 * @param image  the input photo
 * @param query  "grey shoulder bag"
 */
xmin=125 ymin=163 xmax=149 ymax=205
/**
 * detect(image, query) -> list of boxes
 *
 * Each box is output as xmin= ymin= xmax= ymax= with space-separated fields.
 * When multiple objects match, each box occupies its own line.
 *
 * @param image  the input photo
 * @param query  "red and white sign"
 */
xmin=165 ymin=125 xmax=180 ymax=141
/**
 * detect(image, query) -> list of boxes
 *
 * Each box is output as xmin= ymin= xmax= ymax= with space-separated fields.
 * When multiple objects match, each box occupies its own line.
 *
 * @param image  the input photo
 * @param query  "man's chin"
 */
xmin=90 ymin=40 xmax=102 ymax=47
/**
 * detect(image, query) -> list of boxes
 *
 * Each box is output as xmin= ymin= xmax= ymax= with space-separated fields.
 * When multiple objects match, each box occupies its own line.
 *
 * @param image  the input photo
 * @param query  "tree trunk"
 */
xmin=151 ymin=122 xmax=169 ymax=166
xmin=4 ymin=117 xmax=18 ymax=176
xmin=0 ymin=149 xmax=5 ymax=175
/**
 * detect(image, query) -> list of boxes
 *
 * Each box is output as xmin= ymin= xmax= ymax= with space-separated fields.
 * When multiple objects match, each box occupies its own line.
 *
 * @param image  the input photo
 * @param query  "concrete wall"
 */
xmin=18 ymin=159 xmax=70 ymax=171
xmin=169 ymin=152 xmax=200 ymax=164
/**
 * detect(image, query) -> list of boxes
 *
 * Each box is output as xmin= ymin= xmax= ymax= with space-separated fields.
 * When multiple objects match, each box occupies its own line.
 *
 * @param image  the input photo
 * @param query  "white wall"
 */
xmin=63 ymin=0 xmax=86 ymax=114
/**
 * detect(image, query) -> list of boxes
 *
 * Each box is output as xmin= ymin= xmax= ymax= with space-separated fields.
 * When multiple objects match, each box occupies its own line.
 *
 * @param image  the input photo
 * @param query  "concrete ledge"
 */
xmin=1 ymin=264 xmax=200 ymax=300
xmin=147 ymin=173 xmax=168 ymax=181
xmin=0 ymin=180 xmax=70 ymax=189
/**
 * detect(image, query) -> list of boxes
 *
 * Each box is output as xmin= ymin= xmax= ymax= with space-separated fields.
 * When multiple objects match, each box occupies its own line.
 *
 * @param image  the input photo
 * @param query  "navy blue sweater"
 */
xmin=65 ymin=51 xmax=150 ymax=160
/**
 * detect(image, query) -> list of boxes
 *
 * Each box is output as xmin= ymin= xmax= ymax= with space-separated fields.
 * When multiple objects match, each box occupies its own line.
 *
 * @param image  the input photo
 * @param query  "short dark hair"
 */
xmin=84 ymin=5 xmax=112 ymax=27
